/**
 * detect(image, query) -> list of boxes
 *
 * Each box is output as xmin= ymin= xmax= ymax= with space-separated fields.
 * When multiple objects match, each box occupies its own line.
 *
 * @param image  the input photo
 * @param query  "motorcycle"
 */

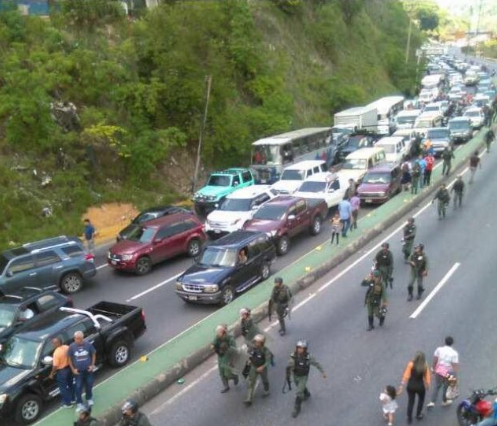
xmin=457 ymin=388 xmax=497 ymax=426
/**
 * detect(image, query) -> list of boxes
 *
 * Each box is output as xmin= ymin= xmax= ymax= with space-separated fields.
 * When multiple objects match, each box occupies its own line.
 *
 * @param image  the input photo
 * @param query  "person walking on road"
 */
xmin=286 ymin=340 xmax=326 ymax=418
xmin=363 ymin=270 xmax=388 ymax=330
xmin=398 ymin=351 xmax=431 ymax=424
xmin=401 ymin=161 xmax=412 ymax=192
xmin=329 ymin=211 xmax=342 ymax=245
xmin=240 ymin=308 xmax=260 ymax=348
xmin=211 ymin=324 xmax=239 ymax=393
xmin=411 ymin=162 xmax=421 ymax=195
xmin=432 ymin=183 xmax=450 ymax=219
xmin=345 ymin=178 xmax=357 ymax=199
xmin=407 ymin=243 xmax=428 ymax=301
xmin=269 ymin=277 xmax=293 ymax=336
xmin=83 ymin=219 xmax=96 ymax=255
xmin=427 ymin=336 xmax=459 ymax=409
xmin=244 ymin=334 xmax=272 ymax=406
xmin=375 ymin=242 xmax=394 ymax=289
xmin=49 ymin=337 xmax=74 ymax=408
xmin=485 ymin=128 xmax=495 ymax=153
xmin=68 ymin=331 xmax=96 ymax=409
xmin=424 ymin=152 xmax=435 ymax=186
xmin=441 ymin=147 xmax=455 ymax=176
xmin=402 ymin=217 xmax=416 ymax=263
xmin=338 ymin=197 xmax=353 ymax=238
xmin=350 ymin=191 xmax=360 ymax=231
xmin=119 ymin=400 xmax=152 ymax=426
xmin=451 ymin=175 xmax=465 ymax=209
xmin=469 ymin=150 xmax=482 ymax=184
xmin=379 ymin=385 xmax=398 ymax=426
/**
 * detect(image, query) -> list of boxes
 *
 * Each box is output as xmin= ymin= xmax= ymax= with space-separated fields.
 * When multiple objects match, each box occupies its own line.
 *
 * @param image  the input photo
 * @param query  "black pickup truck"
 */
xmin=0 ymin=301 xmax=146 ymax=424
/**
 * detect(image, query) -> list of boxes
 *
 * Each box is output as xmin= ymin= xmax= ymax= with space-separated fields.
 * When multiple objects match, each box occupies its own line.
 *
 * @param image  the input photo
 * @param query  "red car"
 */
xmin=108 ymin=213 xmax=206 ymax=275
xmin=357 ymin=163 xmax=402 ymax=205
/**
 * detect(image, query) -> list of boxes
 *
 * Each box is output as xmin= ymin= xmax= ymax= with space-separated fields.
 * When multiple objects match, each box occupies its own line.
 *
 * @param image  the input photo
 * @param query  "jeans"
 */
xmin=341 ymin=218 xmax=350 ymax=237
xmin=407 ymin=387 xmax=425 ymax=421
xmin=75 ymin=370 xmax=94 ymax=404
xmin=56 ymin=368 xmax=74 ymax=405
xmin=85 ymin=239 xmax=95 ymax=255
xmin=424 ymin=170 xmax=432 ymax=186
xmin=430 ymin=373 xmax=450 ymax=403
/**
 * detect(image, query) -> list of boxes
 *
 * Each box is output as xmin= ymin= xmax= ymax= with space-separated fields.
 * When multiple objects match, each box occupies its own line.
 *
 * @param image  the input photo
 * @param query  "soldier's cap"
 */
xmin=408 ymin=217 xmax=415 ymax=222
xmin=253 ymin=334 xmax=265 ymax=343
xmin=239 ymin=308 xmax=250 ymax=316
xmin=274 ymin=277 xmax=283 ymax=284
xmin=372 ymin=270 xmax=381 ymax=277
xmin=215 ymin=324 xmax=227 ymax=333
xmin=382 ymin=242 xmax=389 ymax=249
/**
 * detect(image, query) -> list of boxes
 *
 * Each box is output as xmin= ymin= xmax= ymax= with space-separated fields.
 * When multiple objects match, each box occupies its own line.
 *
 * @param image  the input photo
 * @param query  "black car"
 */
xmin=117 ymin=206 xmax=192 ymax=241
xmin=175 ymin=231 xmax=276 ymax=306
xmin=0 ymin=288 xmax=72 ymax=344
xmin=0 ymin=301 xmax=146 ymax=424
xmin=335 ymin=132 xmax=378 ymax=163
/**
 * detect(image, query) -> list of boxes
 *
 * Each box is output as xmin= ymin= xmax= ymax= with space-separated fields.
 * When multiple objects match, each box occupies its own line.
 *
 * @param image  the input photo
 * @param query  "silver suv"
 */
xmin=0 ymin=236 xmax=97 ymax=294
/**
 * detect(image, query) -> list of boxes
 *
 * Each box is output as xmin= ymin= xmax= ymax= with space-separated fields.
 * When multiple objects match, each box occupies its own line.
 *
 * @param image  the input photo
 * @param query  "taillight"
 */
xmin=141 ymin=310 xmax=146 ymax=322
xmin=85 ymin=254 xmax=95 ymax=262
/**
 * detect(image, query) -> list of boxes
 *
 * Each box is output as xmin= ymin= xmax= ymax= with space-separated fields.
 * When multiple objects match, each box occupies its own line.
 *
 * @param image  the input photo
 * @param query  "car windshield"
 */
xmin=396 ymin=116 xmax=416 ymax=124
xmin=134 ymin=212 xmax=161 ymax=224
xmin=424 ymin=106 xmax=439 ymax=112
xmin=298 ymin=181 xmax=327 ymax=193
xmin=362 ymin=172 xmax=391 ymax=184
xmin=377 ymin=144 xmax=395 ymax=154
xmin=281 ymin=170 xmax=304 ymax=181
xmin=342 ymin=159 xmax=367 ymax=170
xmin=198 ymin=247 xmax=237 ymax=268
xmin=347 ymin=136 xmax=370 ymax=149
xmin=1 ymin=336 xmax=42 ymax=369
xmin=253 ymin=204 xmax=288 ymax=221
xmin=0 ymin=305 xmax=17 ymax=328
xmin=219 ymin=198 xmax=252 ymax=212
xmin=449 ymin=121 xmax=470 ymax=130
xmin=0 ymin=254 xmax=9 ymax=275
xmin=427 ymin=130 xmax=449 ymax=139
xmin=252 ymin=144 xmax=283 ymax=165
xmin=465 ymin=111 xmax=480 ymax=117
xmin=207 ymin=175 xmax=231 ymax=187
xmin=126 ymin=226 xmax=156 ymax=243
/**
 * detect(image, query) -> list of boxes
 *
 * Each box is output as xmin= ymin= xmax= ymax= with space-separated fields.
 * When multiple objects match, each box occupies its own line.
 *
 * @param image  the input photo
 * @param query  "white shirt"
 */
xmin=434 ymin=345 xmax=459 ymax=369
xmin=379 ymin=392 xmax=398 ymax=414
xmin=19 ymin=308 xmax=34 ymax=321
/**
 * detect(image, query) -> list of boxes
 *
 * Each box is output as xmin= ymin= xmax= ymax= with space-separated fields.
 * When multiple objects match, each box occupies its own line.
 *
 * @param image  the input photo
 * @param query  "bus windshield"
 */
xmin=252 ymin=145 xmax=283 ymax=165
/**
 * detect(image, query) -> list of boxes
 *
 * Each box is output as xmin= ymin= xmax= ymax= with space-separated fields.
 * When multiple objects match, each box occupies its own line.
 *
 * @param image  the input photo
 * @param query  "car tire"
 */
xmin=260 ymin=261 xmax=271 ymax=281
xmin=108 ymin=339 xmax=130 ymax=368
xmin=220 ymin=284 xmax=235 ymax=306
xmin=310 ymin=216 xmax=322 ymax=236
xmin=15 ymin=393 xmax=42 ymax=424
xmin=187 ymin=238 xmax=201 ymax=257
xmin=60 ymin=272 xmax=83 ymax=294
xmin=135 ymin=257 xmax=152 ymax=276
xmin=277 ymin=235 xmax=290 ymax=256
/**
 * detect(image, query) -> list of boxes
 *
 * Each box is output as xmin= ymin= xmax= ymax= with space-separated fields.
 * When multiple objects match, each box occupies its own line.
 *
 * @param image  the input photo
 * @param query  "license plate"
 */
xmin=365 ymin=199 xmax=373 ymax=203
xmin=260 ymin=179 xmax=267 ymax=183
xmin=214 ymin=229 xmax=221 ymax=234
xmin=111 ymin=260 xmax=117 ymax=265
xmin=188 ymin=295 xmax=198 ymax=301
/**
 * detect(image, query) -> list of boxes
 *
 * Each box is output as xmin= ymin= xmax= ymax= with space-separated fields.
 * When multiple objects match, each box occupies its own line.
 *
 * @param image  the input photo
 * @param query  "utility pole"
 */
xmin=192 ymin=75 xmax=212 ymax=195
xmin=406 ymin=16 xmax=413 ymax=64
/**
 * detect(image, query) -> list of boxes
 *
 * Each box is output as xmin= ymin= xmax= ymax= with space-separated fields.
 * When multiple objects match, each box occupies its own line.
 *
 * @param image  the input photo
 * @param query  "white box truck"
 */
xmin=333 ymin=106 xmax=378 ymax=132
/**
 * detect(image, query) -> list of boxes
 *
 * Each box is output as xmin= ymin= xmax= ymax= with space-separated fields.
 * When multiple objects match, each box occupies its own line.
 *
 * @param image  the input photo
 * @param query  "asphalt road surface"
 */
xmin=141 ymin=144 xmax=497 ymax=425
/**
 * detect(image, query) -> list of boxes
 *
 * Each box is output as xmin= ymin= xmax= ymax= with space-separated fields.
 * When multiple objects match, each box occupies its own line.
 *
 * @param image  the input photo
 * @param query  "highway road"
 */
xmin=141 ymin=131 xmax=497 ymax=426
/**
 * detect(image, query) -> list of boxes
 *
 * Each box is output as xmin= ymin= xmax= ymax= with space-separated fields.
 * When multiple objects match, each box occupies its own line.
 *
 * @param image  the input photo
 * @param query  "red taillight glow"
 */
xmin=141 ymin=310 xmax=146 ymax=322
xmin=85 ymin=254 xmax=95 ymax=261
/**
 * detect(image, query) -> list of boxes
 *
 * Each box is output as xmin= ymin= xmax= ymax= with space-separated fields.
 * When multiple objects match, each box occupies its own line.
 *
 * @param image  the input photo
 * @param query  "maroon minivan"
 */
xmin=357 ymin=163 xmax=401 ymax=205
xmin=108 ymin=213 xmax=206 ymax=275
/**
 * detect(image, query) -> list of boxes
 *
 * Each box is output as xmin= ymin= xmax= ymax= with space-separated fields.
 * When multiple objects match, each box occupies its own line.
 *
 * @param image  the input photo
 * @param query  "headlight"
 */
xmin=122 ymin=254 xmax=133 ymax=261
xmin=230 ymin=218 xmax=242 ymax=226
xmin=107 ymin=251 xmax=111 ymax=258
xmin=204 ymin=284 xmax=219 ymax=293
xmin=0 ymin=393 xmax=7 ymax=405
xmin=266 ymin=230 xmax=277 ymax=237
xmin=175 ymin=282 xmax=183 ymax=291
xmin=206 ymin=196 xmax=217 ymax=201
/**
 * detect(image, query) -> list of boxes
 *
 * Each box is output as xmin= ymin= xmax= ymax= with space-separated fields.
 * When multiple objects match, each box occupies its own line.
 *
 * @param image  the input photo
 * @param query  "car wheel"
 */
xmin=220 ymin=285 xmax=235 ymax=306
xmin=277 ymin=235 xmax=290 ymax=256
xmin=108 ymin=340 xmax=130 ymax=368
xmin=15 ymin=394 xmax=42 ymax=424
xmin=60 ymin=272 xmax=83 ymax=294
xmin=260 ymin=262 xmax=271 ymax=281
xmin=135 ymin=257 xmax=152 ymax=276
xmin=187 ymin=238 xmax=201 ymax=257
xmin=310 ymin=216 xmax=322 ymax=236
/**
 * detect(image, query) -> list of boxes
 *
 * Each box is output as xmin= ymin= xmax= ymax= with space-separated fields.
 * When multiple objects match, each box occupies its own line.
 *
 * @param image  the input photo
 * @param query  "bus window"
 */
xmin=282 ymin=144 xmax=293 ymax=163
xmin=252 ymin=145 xmax=282 ymax=165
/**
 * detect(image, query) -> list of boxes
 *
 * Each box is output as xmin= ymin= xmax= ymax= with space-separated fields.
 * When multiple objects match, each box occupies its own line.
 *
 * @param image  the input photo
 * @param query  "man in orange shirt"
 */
xmin=49 ymin=337 xmax=74 ymax=407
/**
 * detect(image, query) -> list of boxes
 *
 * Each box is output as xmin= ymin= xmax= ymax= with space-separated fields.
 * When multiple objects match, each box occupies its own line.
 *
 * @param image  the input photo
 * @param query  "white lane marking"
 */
xmin=96 ymin=263 xmax=108 ymax=270
xmin=126 ymin=273 xmax=183 ymax=302
xmin=410 ymin=262 xmax=461 ymax=319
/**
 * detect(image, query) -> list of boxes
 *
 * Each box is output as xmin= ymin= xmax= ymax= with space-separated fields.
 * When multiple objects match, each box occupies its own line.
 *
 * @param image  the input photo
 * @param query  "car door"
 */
xmin=38 ymin=339 xmax=60 ymax=400
xmin=1 ymin=255 xmax=40 ymax=294
xmin=34 ymin=251 xmax=62 ymax=287
xmin=163 ymin=222 xmax=189 ymax=258
xmin=150 ymin=225 xmax=174 ymax=263
xmin=232 ymin=246 xmax=252 ymax=293
xmin=244 ymin=239 xmax=264 ymax=286
xmin=294 ymin=199 xmax=309 ymax=234
xmin=326 ymin=179 xmax=343 ymax=208
xmin=286 ymin=204 xmax=300 ymax=238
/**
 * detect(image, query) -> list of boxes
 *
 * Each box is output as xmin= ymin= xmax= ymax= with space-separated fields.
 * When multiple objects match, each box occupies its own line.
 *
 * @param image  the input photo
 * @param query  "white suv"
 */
xmin=463 ymin=107 xmax=484 ymax=129
xmin=294 ymin=172 xmax=347 ymax=209
xmin=271 ymin=160 xmax=327 ymax=195
xmin=205 ymin=185 xmax=276 ymax=237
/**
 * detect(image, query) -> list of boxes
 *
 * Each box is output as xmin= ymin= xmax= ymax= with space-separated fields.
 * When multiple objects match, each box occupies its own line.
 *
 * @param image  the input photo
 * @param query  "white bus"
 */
xmin=251 ymin=127 xmax=334 ymax=184
xmin=367 ymin=96 xmax=405 ymax=135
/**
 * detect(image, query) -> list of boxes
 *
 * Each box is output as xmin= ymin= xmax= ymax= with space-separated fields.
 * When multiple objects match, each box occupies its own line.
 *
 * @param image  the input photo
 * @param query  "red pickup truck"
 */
xmin=243 ymin=196 xmax=328 ymax=255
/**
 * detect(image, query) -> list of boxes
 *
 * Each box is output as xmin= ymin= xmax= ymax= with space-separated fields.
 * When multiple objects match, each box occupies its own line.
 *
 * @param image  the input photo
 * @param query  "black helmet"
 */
xmin=415 ymin=243 xmax=424 ymax=251
xmin=296 ymin=340 xmax=308 ymax=349
xmin=274 ymin=277 xmax=283 ymax=284
xmin=122 ymin=399 xmax=138 ymax=414
xmin=382 ymin=242 xmax=389 ymax=249
xmin=408 ymin=217 xmax=415 ymax=223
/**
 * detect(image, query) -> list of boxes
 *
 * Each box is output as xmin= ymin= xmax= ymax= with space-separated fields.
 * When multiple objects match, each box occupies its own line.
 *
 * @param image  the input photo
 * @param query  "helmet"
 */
xmin=121 ymin=399 xmax=138 ymax=415
xmin=76 ymin=404 xmax=91 ymax=416
xmin=253 ymin=334 xmax=265 ymax=343
xmin=296 ymin=340 xmax=308 ymax=349
xmin=415 ymin=243 xmax=424 ymax=251
xmin=239 ymin=308 xmax=250 ymax=317
xmin=215 ymin=324 xmax=227 ymax=334
xmin=407 ymin=217 xmax=415 ymax=223
xmin=382 ymin=242 xmax=389 ymax=249
xmin=274 ymin=277 xmax=283 ymax=284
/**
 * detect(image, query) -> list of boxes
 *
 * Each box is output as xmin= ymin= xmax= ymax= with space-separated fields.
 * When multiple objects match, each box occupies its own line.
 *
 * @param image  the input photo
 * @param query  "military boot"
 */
xmin=262 ymin=382 xmax=270 ymax=398
xmin=303 ymin=388 xmax=311 ymax=400
xmin=367 ymin=316 xmax=374 ymax=331
xmin=407 ymin=287 xmax=413 ymax=302
xmin=292 ymin=397 xmax=302 ymax=418
xmin=220 ymin=377 xmax=230 ymax=393
xmin=379 ymin=316 xmax=385 ymax=327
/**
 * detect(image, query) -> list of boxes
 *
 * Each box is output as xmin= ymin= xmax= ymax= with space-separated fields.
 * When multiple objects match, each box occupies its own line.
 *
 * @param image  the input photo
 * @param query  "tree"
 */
xmin=336 ymin=0 xmax=364 ymax=25
xmin=415 ymin=5 xmax=440 ymax=32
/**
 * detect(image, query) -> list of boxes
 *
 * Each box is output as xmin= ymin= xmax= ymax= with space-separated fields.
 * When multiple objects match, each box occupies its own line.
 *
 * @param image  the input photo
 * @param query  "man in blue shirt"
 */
xmin=83 ymin=219 xmax=96 ymax=255
xmin=338 ymin=197 xmax=353 ymax=238
xmin=68 ymin=331 xmax=97 ymax=409
xmin=416 ymin=156 xmax=427 ymax=189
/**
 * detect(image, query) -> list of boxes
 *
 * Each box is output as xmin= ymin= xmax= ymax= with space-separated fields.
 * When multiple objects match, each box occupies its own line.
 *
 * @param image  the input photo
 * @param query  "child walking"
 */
xmin=380 ymin=385 xmax=398 ymax=426
xmin=330 ymin=211 xmax=342 ymax=245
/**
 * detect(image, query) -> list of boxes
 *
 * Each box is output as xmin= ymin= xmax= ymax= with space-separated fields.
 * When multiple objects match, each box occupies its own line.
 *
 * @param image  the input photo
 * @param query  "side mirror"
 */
xmin=6 ymin=270 xmax=13 ymax=278
xmin=251 ymin=205 xmax=258 ymax=211
xmin=153 ymin=238 xmax=163 ymax=245
xmin=42 ymin=356 xmax=53 ymax=366
xmin=287 ymin=214 xmax=296 ymax=221
xmin=214 ymin=204 xmax=219 ymax=209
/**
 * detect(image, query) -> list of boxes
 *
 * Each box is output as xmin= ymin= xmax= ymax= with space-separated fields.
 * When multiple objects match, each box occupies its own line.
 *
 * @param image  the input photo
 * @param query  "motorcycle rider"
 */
xmin=119 ymin=400 xmax=152 ymax=426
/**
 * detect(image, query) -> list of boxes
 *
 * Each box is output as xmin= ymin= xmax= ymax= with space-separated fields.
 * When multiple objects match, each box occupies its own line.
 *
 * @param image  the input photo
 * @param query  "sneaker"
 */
xmin=61 ymin=404 xmax=73 ymax=409
xmin=427 ymin=402 xmax=435 ymax=408
xmin=442 ymin=400 xmax=453 ymax=406
xmin=87 ymin=399 xmax=94 ymax=406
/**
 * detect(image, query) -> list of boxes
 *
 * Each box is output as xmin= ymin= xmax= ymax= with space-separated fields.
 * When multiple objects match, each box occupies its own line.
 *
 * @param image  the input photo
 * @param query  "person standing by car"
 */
xmin=119 ymin=400 xmax=152 ymax=426
xmin=350 ymin=192 xmax=361 ymax=232
xmin=68 ymin=331 xmax=97 ymax=409
xmin=210 ymin=324 xmax=239 ymax=393
xmin=49 ymin=336 xmax=74 ymax=408
xmin=407 ymin=243 xmax=428 ymax=301
xmin=401 ymin=161 xmax=411 ymax=192
xmin=451 ymin=175 xmax=465 ymax=209
xmin=269 ymin=277 xmax=293 ymax=336
xmin=427 ymin=336 xmax=459 ymax=409
xmin=83 ymin=219 xmax=96 ymax=255
xmin=338 ymin=197 xmax=353 ymax=238
xmin=424 ymin=152 xmax=435 ymax=186
xmin=469 ymin=150 xmax=482 ymax=184
xmin=398 ymin=351 xmax=431 ymax=424
xmin=345 ymin=179 xmax=357 ymax=199
xmin=411 ymin=162 xmax=421 ymax=195
xmin=416 ymin=156 xmax=427 ymax=189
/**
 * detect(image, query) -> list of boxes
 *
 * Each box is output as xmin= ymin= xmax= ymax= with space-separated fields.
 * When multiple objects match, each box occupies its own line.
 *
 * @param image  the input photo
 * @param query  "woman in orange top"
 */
xmin=398 ymin=351 xmax=431 ymax=424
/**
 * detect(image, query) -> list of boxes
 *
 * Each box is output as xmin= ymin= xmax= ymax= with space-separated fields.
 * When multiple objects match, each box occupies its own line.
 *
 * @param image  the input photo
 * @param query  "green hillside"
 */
xmin=0 ymin=0 xmax=422 ymax=248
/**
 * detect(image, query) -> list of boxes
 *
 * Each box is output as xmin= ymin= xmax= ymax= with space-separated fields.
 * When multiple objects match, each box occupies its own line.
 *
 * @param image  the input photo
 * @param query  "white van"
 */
xmin=375 ymin=136 xmax=408 ymax=164
xmin=338 ymin=147 xmax=387 ymax=184
xmin=414 ymin=112 xmax=443 ymax=130
xmin=395 ymin=109 xmax=421 ymax=130
xmin=271 ymin=160 xmax=327 ymax=195
xmin=294 ymin=173 xmax=347 ymax=209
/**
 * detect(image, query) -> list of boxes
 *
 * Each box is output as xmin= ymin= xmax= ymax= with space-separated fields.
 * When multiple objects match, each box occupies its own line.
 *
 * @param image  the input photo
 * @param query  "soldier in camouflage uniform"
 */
xmin=210 ymin=324 xmax=239 ymax=393
xmin=244 ymin=334 xmax=273 ymax=406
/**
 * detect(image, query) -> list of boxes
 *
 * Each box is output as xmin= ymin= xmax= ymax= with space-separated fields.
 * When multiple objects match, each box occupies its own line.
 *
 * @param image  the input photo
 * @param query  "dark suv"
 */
xmin=0 ymin=236 xmax=97 ymax=295
xmin=175 ymin=231 xmax=276 ymax=305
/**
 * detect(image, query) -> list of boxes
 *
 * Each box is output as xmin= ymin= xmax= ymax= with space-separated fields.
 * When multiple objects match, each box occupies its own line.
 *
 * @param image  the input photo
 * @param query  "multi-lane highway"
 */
xmin=141 ymin=128 xmax=497 ymax=426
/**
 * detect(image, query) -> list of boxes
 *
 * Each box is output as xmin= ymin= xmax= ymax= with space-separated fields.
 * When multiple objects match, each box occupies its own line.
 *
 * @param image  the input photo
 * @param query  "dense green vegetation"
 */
xmin=0 ymin=0 xmax=421 ymax=248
